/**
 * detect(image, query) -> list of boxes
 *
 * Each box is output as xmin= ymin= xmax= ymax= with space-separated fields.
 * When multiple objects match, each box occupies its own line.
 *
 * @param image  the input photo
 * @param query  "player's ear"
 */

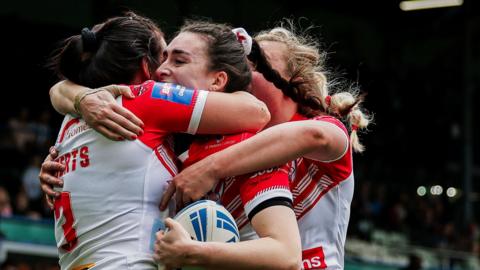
xmin=208 ymin=71 xmax=228 ymax=92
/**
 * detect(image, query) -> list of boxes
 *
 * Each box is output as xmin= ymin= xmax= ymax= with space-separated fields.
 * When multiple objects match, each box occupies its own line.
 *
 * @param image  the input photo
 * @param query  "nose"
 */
xmin=154 ymin=66 xmax=171 ymax=82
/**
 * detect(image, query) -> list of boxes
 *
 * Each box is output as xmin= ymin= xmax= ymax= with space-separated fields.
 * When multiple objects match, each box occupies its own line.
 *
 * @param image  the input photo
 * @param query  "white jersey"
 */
xmin=289 ymin=114 xmax=354 ymax=270
xmin=53 ymin=81 xmax=207 ymax=270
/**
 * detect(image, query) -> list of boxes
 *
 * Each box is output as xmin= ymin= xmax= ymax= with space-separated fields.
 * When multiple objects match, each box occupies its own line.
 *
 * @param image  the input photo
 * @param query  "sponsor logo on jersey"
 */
xmin=151 ymin=82 xmax=194 ymax=105
xmin=302 ymin=246 xmax=327 ymax=269
xmin=133 ymin=84 xmax=148 ymax=96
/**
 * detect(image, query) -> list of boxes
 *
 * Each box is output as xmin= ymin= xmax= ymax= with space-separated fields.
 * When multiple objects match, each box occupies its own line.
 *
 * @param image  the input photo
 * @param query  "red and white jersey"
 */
xmin=53 ymin=81 xmax=208 ymax=270
xmin=289 ymin=114 xmax=353 ymax=270
xmin=182 ymin=133 xmax=293 ymax=240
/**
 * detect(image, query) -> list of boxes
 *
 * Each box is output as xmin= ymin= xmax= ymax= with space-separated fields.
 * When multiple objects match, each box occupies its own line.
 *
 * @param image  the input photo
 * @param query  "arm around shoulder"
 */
xmin=197 ymin=91 xmax=270 ymax=134
xmin=49 ymin=80 xmax=89 ymax=115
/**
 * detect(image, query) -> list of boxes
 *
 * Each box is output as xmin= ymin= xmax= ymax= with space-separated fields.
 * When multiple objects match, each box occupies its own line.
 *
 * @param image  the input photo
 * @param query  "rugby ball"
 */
xmin=173 ymin=200 xmax=240 ymax=243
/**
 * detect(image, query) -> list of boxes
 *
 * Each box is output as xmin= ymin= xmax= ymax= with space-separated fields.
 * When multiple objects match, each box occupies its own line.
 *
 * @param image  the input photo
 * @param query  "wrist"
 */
xmin=73 ymin=88 xmax=107 ymax=116
xmin=207 ymin=154 xmax=224 ymax=180
xmin=73 ymin=89 xmax=88 ymax=116
xmin=185 ymin=241 xmax=210 ymax=267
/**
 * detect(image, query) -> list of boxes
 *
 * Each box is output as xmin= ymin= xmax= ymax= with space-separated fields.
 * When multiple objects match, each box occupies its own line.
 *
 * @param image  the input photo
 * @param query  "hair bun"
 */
xmin=81 ymin=28 xmax=98 ymax=52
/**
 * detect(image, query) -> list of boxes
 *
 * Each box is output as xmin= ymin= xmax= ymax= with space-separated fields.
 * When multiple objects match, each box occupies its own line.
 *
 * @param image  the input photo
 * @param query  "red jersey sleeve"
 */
xmin=183 ymin=133 xmax=293 ymax=221
xmin=238 ymin=164 xmax=293 ymax=220
xmin=122 ymin=81 xmax=208 ymax=149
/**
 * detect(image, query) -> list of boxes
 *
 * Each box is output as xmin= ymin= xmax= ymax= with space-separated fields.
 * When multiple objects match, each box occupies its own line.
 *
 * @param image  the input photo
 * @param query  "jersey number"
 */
xmin=54 ymin=192 xmax=78 ymax=252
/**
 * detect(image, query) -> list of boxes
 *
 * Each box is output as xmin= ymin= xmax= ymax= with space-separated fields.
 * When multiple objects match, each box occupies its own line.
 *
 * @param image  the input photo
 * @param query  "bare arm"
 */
xmin=155 ymin=206 xmax=301 ymax=270
xmin=49 ymin=80 xmax=88 ymax=115
xmin=161 ymin=120 xmax=347 ymax=208
xmin=49 ymin=80 xmax=143 ymax=140
xmin=208 ymin=120 xmax=347 ymax=177
xmin=50 ymin=81 xmax=269 ymax=139
xmin=197 ymin=91 xmax=270 ymax=134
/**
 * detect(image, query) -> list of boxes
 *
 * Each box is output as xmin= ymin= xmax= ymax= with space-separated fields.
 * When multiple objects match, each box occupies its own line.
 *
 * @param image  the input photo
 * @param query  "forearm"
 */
xmin=198 ymin=91 xmax=270 ymax=134
xmin=191 ymin=238 xmax=297 ymax=270
xmin=49 ymin=80 xmax=89 ymax=115
xmin=210 ymin=121 xmax=322 ymax=179
xmin=191 ymin=206 xmax=301 ymax=270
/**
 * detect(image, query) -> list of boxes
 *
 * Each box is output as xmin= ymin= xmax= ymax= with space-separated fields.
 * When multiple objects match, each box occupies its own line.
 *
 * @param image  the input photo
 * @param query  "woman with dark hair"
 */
xmin=44 ymin=14 xmax=270 ymax=270
xmin=158 ymin=25 xmax=372 ymax=270
xmin=43 ymin=20 xmax=304 ymax=270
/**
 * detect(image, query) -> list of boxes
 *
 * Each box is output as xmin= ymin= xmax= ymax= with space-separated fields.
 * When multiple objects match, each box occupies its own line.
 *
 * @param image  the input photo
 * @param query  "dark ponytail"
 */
xmin=48 ymin=12 xmax=164 ymax=88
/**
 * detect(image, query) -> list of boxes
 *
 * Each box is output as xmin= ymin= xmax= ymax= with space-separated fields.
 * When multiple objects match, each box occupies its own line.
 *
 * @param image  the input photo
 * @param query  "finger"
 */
xmin=104 ymin=85 xmax=134 ymax=98
xmin=101 ymin=118 xmax=137 ymax=140
xmin=175 ymin=190 xmax=184 ymax=211
xmin=42 ymin=160 xmax=65 ymax=173
xmin=40 ymin=173 xmax=64 ymax=187
xmin=49 ymin=147 xmax=59 ymax=158
xmin=111 ymin=105 xmax=144 ymax=129
xmin=95 ymin=125 xmax=125 ymax=141
xmin=160 ymin=183 xmax=176 ymax=211
xmin=108 ymin=106 xmax=143 ymax=136
xmin=182 ymin=192 xmax=193 ymax=207
xmin=156 ymin=230 xmax=165 ymax=240
xmin=41 ymin=183 xmax=59 ymax=198
xmin=191 ymin=191 xmax=204 ymax=202
xmin=45 ymin=194 xmax=54 ymax=210
xmin=164 ymin=218 xmax=180 ymax=231
xmin=154 ymin=240 xmax=161 ymax=252
xmin=118 ymin=85 xmax=135 ymax=99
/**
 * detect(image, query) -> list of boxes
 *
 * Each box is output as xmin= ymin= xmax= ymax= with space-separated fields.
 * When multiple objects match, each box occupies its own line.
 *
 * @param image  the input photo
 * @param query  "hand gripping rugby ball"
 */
xmin=174 ymin=200 xmax=240 ymax=243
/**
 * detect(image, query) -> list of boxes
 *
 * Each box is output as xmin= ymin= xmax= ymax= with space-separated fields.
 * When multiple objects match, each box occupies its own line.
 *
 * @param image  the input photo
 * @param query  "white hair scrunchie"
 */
xmin=232 ymin=27 xmax=252 ymax=56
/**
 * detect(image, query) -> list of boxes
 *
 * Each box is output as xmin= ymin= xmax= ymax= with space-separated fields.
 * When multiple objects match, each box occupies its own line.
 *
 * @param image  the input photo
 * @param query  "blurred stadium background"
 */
xmin=0 ymin=0 xmax=479 ymax=269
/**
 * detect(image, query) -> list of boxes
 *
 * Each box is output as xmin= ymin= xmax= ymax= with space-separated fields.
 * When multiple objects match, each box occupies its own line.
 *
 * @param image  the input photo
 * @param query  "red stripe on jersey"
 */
xmin=154 ymin=143 xmax=178 ymax=177
xmin=289 ymin=114 xmax=353 ymax=220
xmin=58 ymin=118 xmax=80 ymax=144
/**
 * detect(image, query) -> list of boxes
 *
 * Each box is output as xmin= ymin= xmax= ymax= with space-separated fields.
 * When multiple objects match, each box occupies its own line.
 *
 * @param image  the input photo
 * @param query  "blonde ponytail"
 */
xmin=255 ymin=21 xmax=372 ymax=152
xmin=329 ymin=91 xmax=372 ymax=153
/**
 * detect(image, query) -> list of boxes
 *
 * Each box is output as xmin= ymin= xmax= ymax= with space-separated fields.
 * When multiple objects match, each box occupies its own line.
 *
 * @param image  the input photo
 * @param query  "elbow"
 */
xmin=285 ymin=257 xmax=302 ymax=270
xmin=246 ymin=100 xmax=271 ymax=131
xmin=257 ymin=103 xmax=271 ymax=128
xmin=279 ymin=252 xmax=302 ymax=270
xmin=49 ymin=83 xmax=63 ymax=114
xmin=304 ymin=125 xmax=329 ymax=151
xmin=49 ymin=83 xmax=58 ymax=102
xmin=277 ymin=242 xmax=302 ymax=270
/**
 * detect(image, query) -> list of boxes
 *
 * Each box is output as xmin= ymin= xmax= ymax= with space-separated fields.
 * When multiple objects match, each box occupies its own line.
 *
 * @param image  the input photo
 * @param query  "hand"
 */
xmin=154 ymin=218 xmax=198 ymax=269
xmin=78 ymin=85 xmax=144 ymax=141
xmin=160 ymin=156 xmax=220 ymax=211
xmin=38 ymin=147 xmax=64 ymax=209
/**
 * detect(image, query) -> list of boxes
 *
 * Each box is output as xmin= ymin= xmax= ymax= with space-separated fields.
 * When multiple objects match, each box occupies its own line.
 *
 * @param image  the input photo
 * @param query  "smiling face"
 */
xmin=154 ymin=31 xmax=218 ymax=90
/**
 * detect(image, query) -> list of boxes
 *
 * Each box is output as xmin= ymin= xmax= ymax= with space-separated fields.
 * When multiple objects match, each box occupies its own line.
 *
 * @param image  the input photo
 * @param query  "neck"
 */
xmin=264 ymin=96 xmax=297 ymax=128
xmin=131 ymin=71 xmax=149 ymax=85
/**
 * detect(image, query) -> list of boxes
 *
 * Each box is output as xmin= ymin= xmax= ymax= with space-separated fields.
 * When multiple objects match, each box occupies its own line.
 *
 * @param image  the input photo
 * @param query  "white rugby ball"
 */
xmin=174 ymin=200 xmax=240 ymax=243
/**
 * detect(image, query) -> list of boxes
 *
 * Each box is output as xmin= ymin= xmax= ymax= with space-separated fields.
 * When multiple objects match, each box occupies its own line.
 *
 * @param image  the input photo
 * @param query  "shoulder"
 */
xmin=312 ymin=115 xmax=348 ymax=136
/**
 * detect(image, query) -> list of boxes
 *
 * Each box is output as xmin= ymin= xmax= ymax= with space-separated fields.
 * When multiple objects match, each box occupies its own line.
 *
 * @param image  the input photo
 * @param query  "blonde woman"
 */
xmin=160 ymin=25 xmax=372 ymax=270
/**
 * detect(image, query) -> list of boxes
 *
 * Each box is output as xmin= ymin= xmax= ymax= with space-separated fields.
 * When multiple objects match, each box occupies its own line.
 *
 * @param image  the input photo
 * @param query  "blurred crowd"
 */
xmin=0 ymin=108 xmax=54 ymax=221
xmin=349 ymin=180 xmax=480 ymax=255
